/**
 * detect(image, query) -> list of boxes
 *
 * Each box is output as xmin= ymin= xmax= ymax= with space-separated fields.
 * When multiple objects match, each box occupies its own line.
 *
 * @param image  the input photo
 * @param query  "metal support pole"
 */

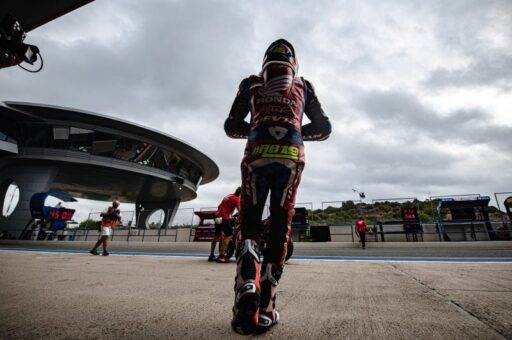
xmin=379 ymin=222 xmax=384 ymax=242
xmin=494 ymin=192 xmax=502 ymax=214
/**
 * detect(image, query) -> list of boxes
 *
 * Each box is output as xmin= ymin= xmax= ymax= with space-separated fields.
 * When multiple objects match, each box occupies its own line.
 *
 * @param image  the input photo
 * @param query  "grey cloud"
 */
xmin=424 ymin=55 xmax=512 ymax=89
xmin=424 ymin=0 xmax=512 ymax=89
xmin=1 ymin=0 xmax=511 ymax=213
xmin=356 ymin=90 xmax=512 ymax=152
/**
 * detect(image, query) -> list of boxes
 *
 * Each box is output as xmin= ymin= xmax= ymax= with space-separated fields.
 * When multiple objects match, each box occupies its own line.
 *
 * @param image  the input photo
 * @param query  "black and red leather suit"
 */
xmin=225 ymin=39 xmax=331 ymax=333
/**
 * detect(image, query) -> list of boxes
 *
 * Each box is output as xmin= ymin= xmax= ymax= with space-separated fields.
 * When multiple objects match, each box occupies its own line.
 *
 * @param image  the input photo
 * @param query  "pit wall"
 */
xmin=329 ymin=224 xmax=494 ymax=242
xmin=11 ymin=222 xmax=507 ymax=243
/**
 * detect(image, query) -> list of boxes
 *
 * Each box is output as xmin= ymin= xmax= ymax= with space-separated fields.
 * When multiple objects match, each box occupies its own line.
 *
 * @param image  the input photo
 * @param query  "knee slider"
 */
xmin=237 ymin=239 xmax=260 ymax=264
xmin=237 ymin=239 xmax=261 ymax=282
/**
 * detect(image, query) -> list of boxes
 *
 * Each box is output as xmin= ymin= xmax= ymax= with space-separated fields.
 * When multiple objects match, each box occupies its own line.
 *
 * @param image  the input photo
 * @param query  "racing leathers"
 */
xmin=225 ymin=72 xmax=331 ymax=332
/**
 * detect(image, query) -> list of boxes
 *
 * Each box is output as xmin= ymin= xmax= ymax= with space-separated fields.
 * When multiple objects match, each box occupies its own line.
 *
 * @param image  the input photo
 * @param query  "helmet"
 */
xmin=262 ymin=39 xmax=298 ymax=75
xmin=112 ymin=200 xmax=120 ymax=208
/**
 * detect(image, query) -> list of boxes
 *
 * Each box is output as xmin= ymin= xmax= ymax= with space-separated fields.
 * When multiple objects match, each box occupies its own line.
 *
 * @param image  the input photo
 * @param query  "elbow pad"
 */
xmin=224 ymin=117 xmax=250 ymax=139
xmin=302 ymin=118 xmax=331 ymax=141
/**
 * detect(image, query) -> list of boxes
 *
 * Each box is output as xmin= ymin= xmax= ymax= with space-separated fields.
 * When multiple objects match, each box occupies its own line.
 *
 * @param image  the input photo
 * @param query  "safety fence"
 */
xmin=80 ymin=194 xmax=512 ymax=230
xmin=3 ymin=220 xmax=510 ymax=243
xmin=81 ymin=203 xmax=318 ymax=230
xmin=1 ymin=227 xmax=181 ymax=242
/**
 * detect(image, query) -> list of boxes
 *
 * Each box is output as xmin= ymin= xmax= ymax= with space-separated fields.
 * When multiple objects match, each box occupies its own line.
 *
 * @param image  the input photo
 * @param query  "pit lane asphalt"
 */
xmin=1 ymin=240 xmax=511 ymax=263
xmin=1 ymin=249 xmax=511 ymax=339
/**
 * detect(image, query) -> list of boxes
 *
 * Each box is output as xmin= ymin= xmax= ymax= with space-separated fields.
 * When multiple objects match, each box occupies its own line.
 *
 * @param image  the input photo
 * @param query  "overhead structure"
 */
xmin=0 ymin=102 xmax=219 ymax=235
xmin=0 ymin=0 xmax=95 ymax=71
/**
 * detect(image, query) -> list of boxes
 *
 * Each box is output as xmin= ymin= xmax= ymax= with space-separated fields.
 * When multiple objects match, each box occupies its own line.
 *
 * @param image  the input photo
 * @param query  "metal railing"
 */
xmin=2 ymin=220 xmax=510 ymax=243
xmin=370 ymin=221 xmax=511 ymax=242
xmin=328 ymin=225 xmax=355 ymax=242
xmin=0 ymin=227 xmax=178 ymax=243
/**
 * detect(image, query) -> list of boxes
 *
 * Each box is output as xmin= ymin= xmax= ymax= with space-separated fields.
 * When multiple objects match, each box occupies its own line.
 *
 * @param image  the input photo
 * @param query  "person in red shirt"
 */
xmin=90 ymin=200 xmax=121 ymax=256
xmin=355 ymin=217 xmax=367 ymax=249
xmin=208 ymin=187 xmax=241 ymax=262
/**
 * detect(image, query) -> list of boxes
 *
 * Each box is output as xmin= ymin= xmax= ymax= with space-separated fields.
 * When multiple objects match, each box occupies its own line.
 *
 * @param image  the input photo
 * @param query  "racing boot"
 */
xmin=257 ymin=262 xmax=282 ymax=333
xmin=231 ymin=239 xmax=261 ymax=335
xmin=216 ymin=254 xmax=230 ymax=263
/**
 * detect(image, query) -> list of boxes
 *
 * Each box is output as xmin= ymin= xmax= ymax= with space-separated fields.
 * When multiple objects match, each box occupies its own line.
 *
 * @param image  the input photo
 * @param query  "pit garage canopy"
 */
xmin=0 ymin=0 xmax=94 ymax=31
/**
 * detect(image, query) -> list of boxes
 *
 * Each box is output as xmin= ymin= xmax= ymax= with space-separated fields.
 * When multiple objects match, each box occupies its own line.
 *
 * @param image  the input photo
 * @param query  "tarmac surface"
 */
xmin=1 ymin=242 xmax=512 ymax=339
xmin=1 ymin=240 xmax=512 ymax=261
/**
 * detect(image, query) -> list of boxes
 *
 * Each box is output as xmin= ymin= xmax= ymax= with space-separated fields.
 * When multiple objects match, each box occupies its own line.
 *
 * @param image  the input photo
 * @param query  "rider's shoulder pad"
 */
xmin=239 ymin=75 xmax=261 ymax=91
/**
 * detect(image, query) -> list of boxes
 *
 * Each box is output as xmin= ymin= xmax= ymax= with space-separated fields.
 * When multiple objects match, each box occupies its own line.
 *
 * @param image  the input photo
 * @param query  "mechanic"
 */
xmin=355 ymin=216 xmax=368 ymax=249
xmin=90 ymin=200 xmax=121 ymax=256
xmin=224 ymin=39 xmax=331 ymax=334
xmin=208 ymin=187 xmax=241 ymax=262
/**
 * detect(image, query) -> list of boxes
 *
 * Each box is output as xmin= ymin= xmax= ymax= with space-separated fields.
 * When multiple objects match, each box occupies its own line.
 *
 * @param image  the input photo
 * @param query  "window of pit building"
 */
xmin=53 ymin=126 xmax=70 ymax=140
xmin=165 ymin=151 xmax=183 ymax=174
xmin=53 ymin=126 xmax=95 ymax=152
xmin=0 ymin=131 xmax=17 ymax=144
xmin=1 ymin=181 xmax=20 ymax=218
xmin=15 ymin=122 xmax=203 ymax=185
xmin=19 ymin=122 xmax=53 ymax=148
xmin=91 ymin=131 xmax=118 ymax=157
xmin=179 ymin=159 xmax=197 ymax=184
xmin=68 ymin=127 xmax=94 ymax=153
xmin=152 ymin=149 xmax=171 ymax=172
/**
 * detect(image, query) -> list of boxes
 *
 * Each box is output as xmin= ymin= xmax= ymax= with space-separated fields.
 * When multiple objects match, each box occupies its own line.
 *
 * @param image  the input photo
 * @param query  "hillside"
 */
xmin=308 ymin=199 xmax=505 ymax=225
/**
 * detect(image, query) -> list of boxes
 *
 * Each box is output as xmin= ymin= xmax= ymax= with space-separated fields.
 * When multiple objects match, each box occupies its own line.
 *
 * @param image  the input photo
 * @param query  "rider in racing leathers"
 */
xmin=225 ymin=39 xmax=331 ymax=334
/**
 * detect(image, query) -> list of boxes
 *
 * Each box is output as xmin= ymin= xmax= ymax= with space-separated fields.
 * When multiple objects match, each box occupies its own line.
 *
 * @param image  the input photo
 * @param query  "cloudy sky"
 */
xmin=1 ymin=0 xmax=511 ymax=221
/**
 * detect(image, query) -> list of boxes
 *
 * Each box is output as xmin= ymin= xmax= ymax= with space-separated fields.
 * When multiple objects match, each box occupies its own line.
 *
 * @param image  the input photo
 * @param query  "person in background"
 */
xmin=355 ymin=217 xmax=367 ymax=249
xmin=208 ymin=187 xmax=241 ymax=262
xmin=90 ymin=200 xmax=121 ymax=256
xmin=31 ymin=221 xmax=41 ymax=240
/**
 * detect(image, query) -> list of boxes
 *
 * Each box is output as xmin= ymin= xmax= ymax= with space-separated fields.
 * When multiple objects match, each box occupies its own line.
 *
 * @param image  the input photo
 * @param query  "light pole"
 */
xmin=352 ymin=188 xmax=366 ymax=201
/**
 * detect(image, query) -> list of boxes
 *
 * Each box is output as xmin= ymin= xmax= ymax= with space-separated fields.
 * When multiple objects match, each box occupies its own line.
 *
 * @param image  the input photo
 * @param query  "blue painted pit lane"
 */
xmin=1 ymin=247 xmax=512 ymax=264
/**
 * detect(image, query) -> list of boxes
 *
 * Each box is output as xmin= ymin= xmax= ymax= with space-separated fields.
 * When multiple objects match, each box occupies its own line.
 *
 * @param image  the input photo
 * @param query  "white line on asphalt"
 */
xmin=1 ymin=248 xmax=511 ymax=264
